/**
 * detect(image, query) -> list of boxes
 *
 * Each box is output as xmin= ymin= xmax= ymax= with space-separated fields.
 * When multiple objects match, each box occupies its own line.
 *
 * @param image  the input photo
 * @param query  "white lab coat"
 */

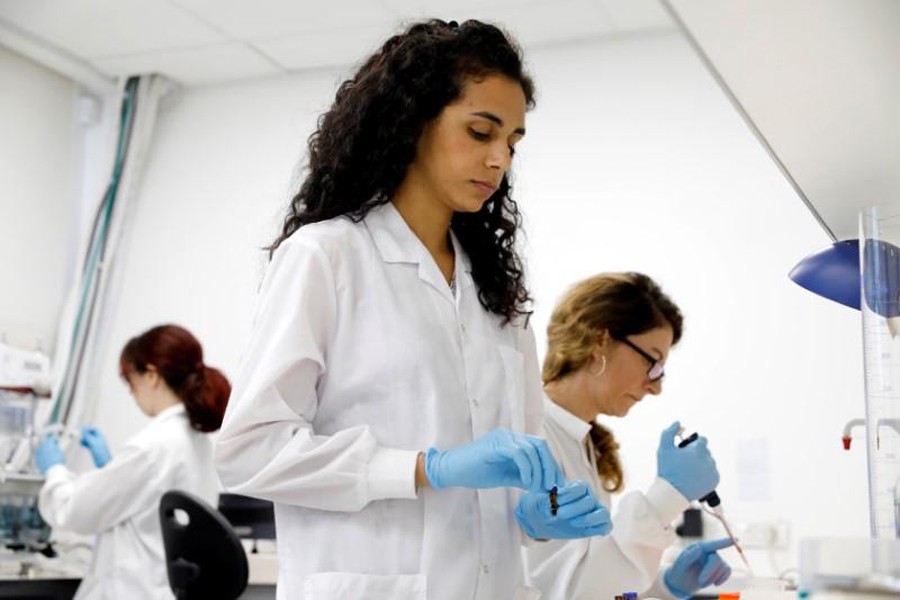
xmin=523 ymin=399 xmax=688 ymax=600
xmin=215 ymin=202 xmax=544 ymax=600
xmin=39 ymin=404 xmax=219 ymax=600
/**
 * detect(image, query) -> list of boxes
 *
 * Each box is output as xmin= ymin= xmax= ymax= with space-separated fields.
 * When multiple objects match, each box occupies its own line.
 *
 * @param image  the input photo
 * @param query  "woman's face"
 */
xmin=407 ymin=74 xmax=527 ymax=214
xmin=122 ymin=368 xmax=159 ymax=416
xmin=588 ymin=325 xmax=675 ymax=418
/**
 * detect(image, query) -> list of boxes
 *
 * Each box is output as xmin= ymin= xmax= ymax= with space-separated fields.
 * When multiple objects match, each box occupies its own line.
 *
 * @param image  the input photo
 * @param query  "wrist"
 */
xmin=415 ymin=451 xmax=430 ymax=489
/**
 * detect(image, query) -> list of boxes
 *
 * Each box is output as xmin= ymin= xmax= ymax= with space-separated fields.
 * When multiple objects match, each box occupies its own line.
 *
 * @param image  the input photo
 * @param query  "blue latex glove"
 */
xmin=657 ymin=421 xmax=720 ymax=501
xmin=664 ymin=538 xmax=734 ymax=598
xmin=35 ymin=435 xmax=66 ymax=475
xmin=80 ymin=426 xmax=112 ymax=468
xmin=516 ymin=480 xmax=613 ymax=540
xmin=425 ymin=428 xmax=565 ymax=493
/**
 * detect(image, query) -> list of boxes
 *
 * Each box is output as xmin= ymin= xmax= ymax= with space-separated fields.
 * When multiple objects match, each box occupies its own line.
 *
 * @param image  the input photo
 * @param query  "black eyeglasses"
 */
xmin=614 ymin=336 xmax=665 ymax=382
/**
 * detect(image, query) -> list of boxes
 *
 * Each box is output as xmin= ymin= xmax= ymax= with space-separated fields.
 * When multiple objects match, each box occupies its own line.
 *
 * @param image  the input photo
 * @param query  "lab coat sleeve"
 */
xmin=38 ymin=446 xmax=159 ymax=535
xmin=526 ymin=478 xmax=689 ymax=599
xmin=214 ymin=236 xmax=419 ymax=511
xmin=518 ymin=323 xmax=545 ymax=437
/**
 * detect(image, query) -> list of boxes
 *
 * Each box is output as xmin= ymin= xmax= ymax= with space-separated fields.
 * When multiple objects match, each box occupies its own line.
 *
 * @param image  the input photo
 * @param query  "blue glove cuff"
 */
xmin=663 ymin=568 xmax=691 ymax=599
xmin=423 ymin=447 xmax=445 ymax=490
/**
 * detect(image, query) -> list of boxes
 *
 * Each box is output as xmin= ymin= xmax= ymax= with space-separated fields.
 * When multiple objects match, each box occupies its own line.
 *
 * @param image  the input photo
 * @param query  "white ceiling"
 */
xmin=0 ymin=0 xmax=674 ymax=87
xmin=665 ymin=0 xmax=900 ymax=242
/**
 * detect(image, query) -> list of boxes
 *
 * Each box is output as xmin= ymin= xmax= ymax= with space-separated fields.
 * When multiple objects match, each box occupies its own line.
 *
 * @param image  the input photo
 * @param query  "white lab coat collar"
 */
xmin=154 ymin=402 xmax=186 ymax=423
xmin=364 ymin=202 xmax=474 ymax=298
xmin=543 ymin=395 xmax=592 ymax=446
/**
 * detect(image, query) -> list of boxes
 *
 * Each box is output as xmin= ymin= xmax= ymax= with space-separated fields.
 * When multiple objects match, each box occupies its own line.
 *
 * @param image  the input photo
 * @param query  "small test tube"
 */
xmin=549 ymin=486 xmax=559 ymax=516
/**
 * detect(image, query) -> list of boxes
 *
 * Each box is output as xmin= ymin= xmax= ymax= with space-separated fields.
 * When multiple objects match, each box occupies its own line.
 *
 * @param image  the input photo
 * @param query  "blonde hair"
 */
xmin=543 ymin=272 xmax=683 ymax=492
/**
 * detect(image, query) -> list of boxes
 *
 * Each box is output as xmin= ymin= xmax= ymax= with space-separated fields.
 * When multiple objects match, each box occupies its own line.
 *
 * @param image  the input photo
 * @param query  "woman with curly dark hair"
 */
xmin=215 ymin=18 xmax=611 ymax=600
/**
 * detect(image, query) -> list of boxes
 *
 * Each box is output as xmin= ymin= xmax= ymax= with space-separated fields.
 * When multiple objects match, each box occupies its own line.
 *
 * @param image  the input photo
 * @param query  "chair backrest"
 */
xmin=159 ymin=490 xmax=249 ymax=600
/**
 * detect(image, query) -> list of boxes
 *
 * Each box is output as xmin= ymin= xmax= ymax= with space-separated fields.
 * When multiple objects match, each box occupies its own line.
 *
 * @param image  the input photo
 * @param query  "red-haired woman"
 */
xmin=35 ymin=324 xmax=230 ymax=600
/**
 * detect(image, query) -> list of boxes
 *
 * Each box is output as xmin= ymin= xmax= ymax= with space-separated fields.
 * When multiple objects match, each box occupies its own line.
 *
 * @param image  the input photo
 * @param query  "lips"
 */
xmin=472 ymin=180 xmax=498 ymax=195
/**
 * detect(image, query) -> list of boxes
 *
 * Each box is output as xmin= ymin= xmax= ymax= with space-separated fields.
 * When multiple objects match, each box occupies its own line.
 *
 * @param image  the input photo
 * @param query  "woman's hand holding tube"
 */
xmin=424 ymin=428 xmax=565 ymax=493
xmin=656 ymin=421 xmax=719 ymax=501
xmin=515 ymin=480 xmax=612 ymax=540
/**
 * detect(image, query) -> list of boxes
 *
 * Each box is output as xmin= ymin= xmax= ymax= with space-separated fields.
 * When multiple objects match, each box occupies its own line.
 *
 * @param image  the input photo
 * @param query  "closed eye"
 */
xmin=468 ymin=127 xmax=490 ymax=141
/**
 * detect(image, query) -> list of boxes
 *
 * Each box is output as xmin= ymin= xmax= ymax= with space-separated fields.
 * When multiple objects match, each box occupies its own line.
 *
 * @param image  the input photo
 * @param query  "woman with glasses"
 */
xmin=523 ymin=272 xmax=732 ymax=599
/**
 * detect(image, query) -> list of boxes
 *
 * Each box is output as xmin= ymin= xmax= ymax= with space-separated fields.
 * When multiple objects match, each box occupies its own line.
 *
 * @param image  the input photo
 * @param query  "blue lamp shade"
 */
xmin=788 ymin=240 xmax=861 ymax=310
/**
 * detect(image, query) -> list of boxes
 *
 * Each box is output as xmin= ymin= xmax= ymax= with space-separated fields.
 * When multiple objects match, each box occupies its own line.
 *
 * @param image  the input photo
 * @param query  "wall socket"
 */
xmin=732 ymin=520 xmax=790 ymax=549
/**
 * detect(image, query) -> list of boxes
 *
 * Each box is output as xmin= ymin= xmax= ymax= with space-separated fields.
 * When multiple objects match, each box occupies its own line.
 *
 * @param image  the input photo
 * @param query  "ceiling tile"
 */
xmin=0 ymin=0 xmax=226 ymax=58
xmin=458 ymin=0 xmax=615 ymax=47
xmin=170 ymin=0 xmax=396 ymax=40
xmin=597 ymin=0 xmax=673 ymax=31
xmin=91 ymin=42 xmax=282 ymax=85
xmin=253 ymin=24 xmax=397 ymax=71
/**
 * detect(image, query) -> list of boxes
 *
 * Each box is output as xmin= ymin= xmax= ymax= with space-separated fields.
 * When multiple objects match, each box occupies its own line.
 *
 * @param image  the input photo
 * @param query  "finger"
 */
xmin=698 ymin=555 xmax=723 ymax=585
xmin=555 ymin=481 xmax=591 ymax=505
xmin=713 ymin=564 xmax=732 ymax=586
xmin=570 ymin=505 xmax=612 ymax=530
xmin=502 ymin=432 xmax=537 ymax=490
xmin=660 ymin=421 xmax=681 ymax=448
xmin=700 ymin=538 xmax=735 ymax=553
xmin=512 ymin=432 xmax=546 ymax=492
xmin=698 ymin=557 xmax=729 ymax=586
xmin=675 ymin=543 xmax=704 ymax=568
xmin=525 ymin=435 xmax=565 ymax=490
xmin=556 ymin=491 xmax=600 ymax=520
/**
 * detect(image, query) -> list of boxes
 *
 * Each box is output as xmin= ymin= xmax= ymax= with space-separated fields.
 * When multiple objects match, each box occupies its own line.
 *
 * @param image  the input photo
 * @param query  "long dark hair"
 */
xmin=543 ymin=273 xmax=684 ymax=492
xmin=120 ymin=324 xmax=230 ymax=433
xmin=269 ymin=19 xmax=535 ymax=324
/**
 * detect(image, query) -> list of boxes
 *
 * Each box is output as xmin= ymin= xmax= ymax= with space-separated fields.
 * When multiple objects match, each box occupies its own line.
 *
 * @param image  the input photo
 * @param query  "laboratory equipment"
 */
xmin=860 ymin=206 xmax=900 ymax=539
xmin=799 ymin=537 xmax=900 ymax=598
xmin=0 ymin=342 xmax=53 ymax=552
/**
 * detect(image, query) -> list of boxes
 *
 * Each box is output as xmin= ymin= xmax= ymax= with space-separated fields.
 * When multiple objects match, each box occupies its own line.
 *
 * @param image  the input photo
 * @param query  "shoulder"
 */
xmin=280 ymin=216 xmax=368 ymax=260
xmin=126 ymin=412 xmax=192 ymax=456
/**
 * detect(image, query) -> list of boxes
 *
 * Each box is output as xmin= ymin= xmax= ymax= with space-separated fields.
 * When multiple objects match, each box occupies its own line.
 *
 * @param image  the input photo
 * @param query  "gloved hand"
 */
xmin=516 ymin=480 xmax=613 ymax=540
xmin=35 ymin=435 xmax=66 ymax=475
xmin=425 ymin=428 xmax=565 ymax=493
xmin=664 ymin=538 xmax=734 ymax=598
xmin=657 ymin=421 xmax=719 ymax=501
xmin=80 ymin=426 xmax=112 ymax=468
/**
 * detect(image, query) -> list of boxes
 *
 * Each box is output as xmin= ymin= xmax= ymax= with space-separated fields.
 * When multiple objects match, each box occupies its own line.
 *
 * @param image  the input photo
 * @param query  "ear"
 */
xmin=145 ymin=365 xmax=162 ymax=388
xmin=595 ymin=329 xmax=612 ymax=355
xmin=589 ymin=330 xmax=611 ymax=369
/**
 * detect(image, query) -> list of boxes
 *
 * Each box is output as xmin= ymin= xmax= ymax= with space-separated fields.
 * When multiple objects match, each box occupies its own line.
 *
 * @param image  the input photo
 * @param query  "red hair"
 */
xmin=119 ymin=324 xmax=230 ymax=432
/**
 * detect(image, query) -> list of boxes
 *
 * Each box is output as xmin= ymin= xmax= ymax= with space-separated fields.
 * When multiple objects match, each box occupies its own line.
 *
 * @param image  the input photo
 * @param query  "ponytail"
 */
xmin=181 ymin=365 xmax=230 ymax=432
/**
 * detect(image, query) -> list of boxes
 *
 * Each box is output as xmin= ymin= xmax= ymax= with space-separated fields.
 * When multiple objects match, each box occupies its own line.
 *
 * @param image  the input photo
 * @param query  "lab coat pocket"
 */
xmin=498 ymin=345 xmax=526 ymax=433
xmin=303 ymin=572 xmax=426 ymax=600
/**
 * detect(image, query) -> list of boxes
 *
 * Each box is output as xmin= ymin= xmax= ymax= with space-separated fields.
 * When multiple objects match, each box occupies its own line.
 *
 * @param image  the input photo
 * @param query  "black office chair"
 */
xmin=159 ymin=490 xmax=249 ymax=600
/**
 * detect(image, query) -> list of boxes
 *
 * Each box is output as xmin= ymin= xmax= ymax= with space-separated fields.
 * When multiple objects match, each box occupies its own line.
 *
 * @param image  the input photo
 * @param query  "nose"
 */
xmin=644 ymin=378 xmax=663 ymax=395
xmin=485 ymin=141 xmax=511 ymax=171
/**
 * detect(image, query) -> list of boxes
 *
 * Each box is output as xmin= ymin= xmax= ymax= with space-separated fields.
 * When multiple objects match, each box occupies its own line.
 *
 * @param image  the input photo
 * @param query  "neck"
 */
xmin=150 ymin=389 xmax=182 ymax=416
xmin=544 ymin=371 xmax=602 ymax=422
xmin=391 ymin=179 xmax=454 ymax=257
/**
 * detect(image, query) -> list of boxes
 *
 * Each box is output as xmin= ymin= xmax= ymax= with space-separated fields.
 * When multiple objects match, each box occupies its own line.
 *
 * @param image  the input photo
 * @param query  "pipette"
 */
xmin=677 ymin=431 xmax=754 ymax=576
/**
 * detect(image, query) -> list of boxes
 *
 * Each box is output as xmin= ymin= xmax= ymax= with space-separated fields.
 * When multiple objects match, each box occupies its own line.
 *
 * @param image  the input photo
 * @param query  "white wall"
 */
xmin=85 ymin=30 xmax=868 ymax=576
xmin=0 ymin=45 xmax=78 ymax=353
xmin=520 ymin=31 xmax=868 ymax=575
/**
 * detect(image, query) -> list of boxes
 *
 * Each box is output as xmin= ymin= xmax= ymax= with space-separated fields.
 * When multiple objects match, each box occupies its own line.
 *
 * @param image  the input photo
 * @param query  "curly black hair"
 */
xmin=269 ymin=19 xmax=535 ymax=325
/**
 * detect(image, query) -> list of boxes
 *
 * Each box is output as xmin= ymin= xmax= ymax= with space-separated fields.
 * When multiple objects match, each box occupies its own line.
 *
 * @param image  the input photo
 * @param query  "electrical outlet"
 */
xmin=733 ymin=520 xmax=790 ymax=550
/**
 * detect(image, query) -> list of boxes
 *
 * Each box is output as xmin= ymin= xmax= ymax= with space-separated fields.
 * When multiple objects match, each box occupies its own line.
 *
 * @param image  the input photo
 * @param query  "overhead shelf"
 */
xmin=663 ymin=0 xmax=900 ymax=241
